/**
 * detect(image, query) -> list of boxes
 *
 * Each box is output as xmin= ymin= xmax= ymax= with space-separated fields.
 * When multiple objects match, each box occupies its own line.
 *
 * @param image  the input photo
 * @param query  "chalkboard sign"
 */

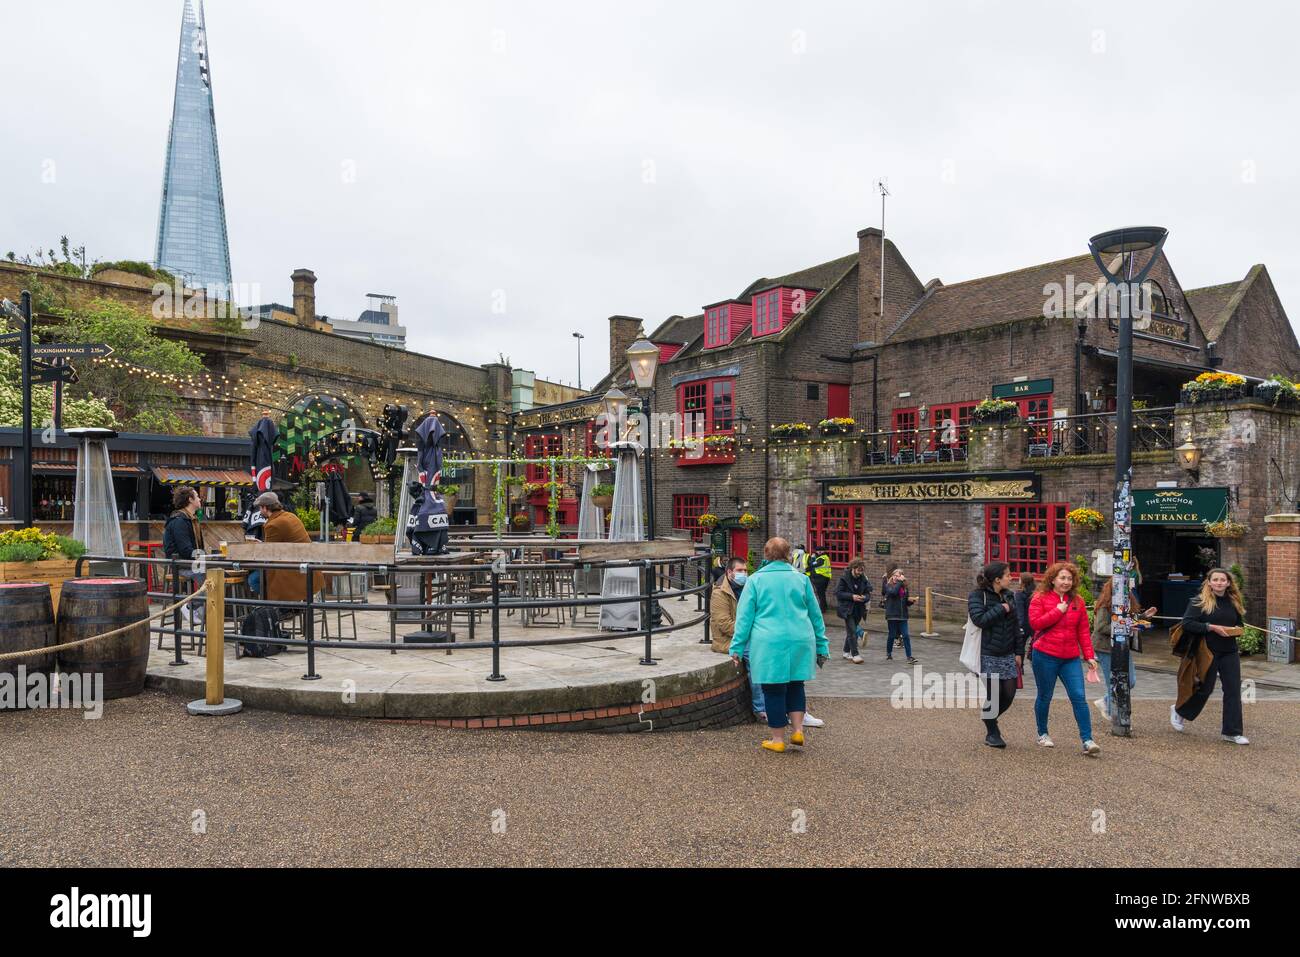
xmin=875 ymin=541 xmax=891 ymax=555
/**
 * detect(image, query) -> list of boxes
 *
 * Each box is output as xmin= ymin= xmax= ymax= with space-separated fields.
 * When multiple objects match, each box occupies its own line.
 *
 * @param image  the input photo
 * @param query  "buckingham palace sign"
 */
xmin=821 ymin=471 xmax=1040 ymax=504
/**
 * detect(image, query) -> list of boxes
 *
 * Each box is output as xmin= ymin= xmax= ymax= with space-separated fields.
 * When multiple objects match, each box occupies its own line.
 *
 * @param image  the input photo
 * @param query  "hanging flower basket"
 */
xmin=1066 ymin=507 xmax=1106 ymax=531
xmin=1181 ymin=372 xmax=1246 ymax=405
xmin=818 ymin=417 xmax=856 ymax=436
xmin=1205 ymin=519 xmax=1248 ymax=539
xmin=511 ymin=512 xmax=532 ymax=531
xmin=972 ymin=398 xmax=1019 ymax=423
xmin=697 ymin=513 xmax=720 ymax=531
xmin=591 ymin=483 xmax=615 ymax=510
xmin=738 ymin=512 xmax=760 ymax=530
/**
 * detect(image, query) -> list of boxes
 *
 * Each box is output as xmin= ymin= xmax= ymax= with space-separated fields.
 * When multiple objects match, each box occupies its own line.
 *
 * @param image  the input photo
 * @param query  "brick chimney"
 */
xmin=856 ymin=228 xmax=885 ymax=345
xmin=291 ymin=268 xmax=317 ymax=327
xmin=608 ymin=315 xmax=644 ymax=377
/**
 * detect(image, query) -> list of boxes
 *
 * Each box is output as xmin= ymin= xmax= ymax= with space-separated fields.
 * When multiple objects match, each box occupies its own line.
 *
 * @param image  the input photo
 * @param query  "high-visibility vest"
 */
xmin=811 ymin=554 xmax=833 ymax=579
xmin=792 ymin=549 xmax=807 ymax=572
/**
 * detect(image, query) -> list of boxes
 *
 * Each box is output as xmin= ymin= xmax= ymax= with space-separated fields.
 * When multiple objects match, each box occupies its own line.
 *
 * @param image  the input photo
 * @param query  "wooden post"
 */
xmin=187 ymin=567 xmax=241 ymax=715
xmin=921 ymin=585 xmax=938 ymax=637
xmin=206 ymin=568 xmax=225 ymax=705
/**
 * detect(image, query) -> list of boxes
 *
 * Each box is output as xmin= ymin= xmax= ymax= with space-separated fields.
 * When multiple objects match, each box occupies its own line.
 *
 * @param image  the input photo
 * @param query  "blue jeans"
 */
xmin=887 ymin=619 xmax=912 ymax=657
xmin=248 ymin=570 xmax=262 ymax=597
xmin=745 ymin=654 xmax=765 ymax=715
xmin=1096 ymin=650 xmax=1136 ymax=717
xmin=760 ymin=681 xmax=807 ymax=729
xmin=1031 ymin=651 xmax=1093 ymax=744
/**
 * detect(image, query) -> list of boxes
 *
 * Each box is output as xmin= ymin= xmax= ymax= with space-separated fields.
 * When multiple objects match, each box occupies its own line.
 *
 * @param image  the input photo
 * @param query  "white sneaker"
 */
xmin=1082 ymin=739 xmax=1101 ymax=756
xmin=851 ymin=655 xmax=864 ymax=664
xmin=1094 ymin=698 xmax=1110 ymax=720
xmin=1221 ymin=734 xmax=1250 ymax=745
xmin=803 ymin=713 xmax=825 ymax=728
xmin=1170 ymin=705 xmax=1186 ymax=732
xmin=842 ymin=652 xmax=853 ymax=660
xmin=1036 ymin=734 xmax=1054 ymax=748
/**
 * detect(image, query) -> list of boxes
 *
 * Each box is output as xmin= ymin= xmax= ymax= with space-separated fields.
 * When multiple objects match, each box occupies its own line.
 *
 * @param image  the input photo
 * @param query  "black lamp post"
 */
xmin=625 ymin=339 xmax=660 ymax=539
xmin=1087 ymin=225 xmax=1168 ymax=738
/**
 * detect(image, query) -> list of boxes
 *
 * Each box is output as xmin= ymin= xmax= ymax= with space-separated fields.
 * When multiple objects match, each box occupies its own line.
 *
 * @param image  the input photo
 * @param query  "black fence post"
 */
xmin=169 ymin=557 xmax=187 ymax=666
xmin=487 ymin=568 xmax=505 ymax=682
xmin=639 ymin=559 xmax=657 ymax=666
xmin=302 ymin=564 xmax=320 ymax=680
xmin=701 ymin=558 xmax=712 ymax=645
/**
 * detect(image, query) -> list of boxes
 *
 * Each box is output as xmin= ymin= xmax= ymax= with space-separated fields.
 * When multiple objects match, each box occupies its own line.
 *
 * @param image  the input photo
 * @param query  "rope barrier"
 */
xmin=0 ymin=584 xmax=207 ymax=663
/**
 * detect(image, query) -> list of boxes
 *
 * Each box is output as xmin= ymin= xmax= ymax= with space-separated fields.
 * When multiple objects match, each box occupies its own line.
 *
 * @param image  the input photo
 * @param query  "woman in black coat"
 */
xmin=834 ymin=557 xmax=873 ymax=663
xmin=968 ymin=561 xmax=1027 ymax=749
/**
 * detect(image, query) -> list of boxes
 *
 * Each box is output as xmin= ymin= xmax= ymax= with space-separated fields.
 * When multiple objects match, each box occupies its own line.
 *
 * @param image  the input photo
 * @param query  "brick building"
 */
xmin=532 ymin=223 xmax=1299 ymax=623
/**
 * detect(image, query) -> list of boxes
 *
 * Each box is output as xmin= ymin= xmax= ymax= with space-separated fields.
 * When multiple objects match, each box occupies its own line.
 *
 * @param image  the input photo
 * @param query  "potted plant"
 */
xmin=295 ymin=507 xmax=322 ymax=532
xmin=738 ymin=512 xmax=760 ymax=530
xmin=0 ymin=529 xmax=87 ymax=605
xmin=770 ymin=422 xmax=812 ymax=439
xmin=1205 ymin=518 xmax=1248 ymax=539
xmin=523 ymin=481 xmax=547 ymax=500
xmin=1238 ymin=625 xmax=1266 ymax=657
xmin=591 ymin=482 xmax=616 ymax=509
xmin=818 ymin=416 xmax=856 ymax=436
xmin=511 ymin=511 xmax=532 ymax=532
xmin=697 ymin=513 xmax=720 ymax=532
xmin=435 ymin=483 xmax=459 ymax=514
xmin=972 ymin=398 xmax=1019 ymax=423
xmin=1254 ymin=374 xmax=1300 ymax=408
xmin=1181 ymin=371 xmax=1247 ymax=405
xmin=359 ymin=516 xmax=398 ymax=544
xmin=1066 ymin=507 xmax=1106 ymax=531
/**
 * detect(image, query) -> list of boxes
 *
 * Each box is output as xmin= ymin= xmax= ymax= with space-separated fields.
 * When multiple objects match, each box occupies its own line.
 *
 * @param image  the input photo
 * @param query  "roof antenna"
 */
xmin=875 ymin=179 xmax=890 ymax=319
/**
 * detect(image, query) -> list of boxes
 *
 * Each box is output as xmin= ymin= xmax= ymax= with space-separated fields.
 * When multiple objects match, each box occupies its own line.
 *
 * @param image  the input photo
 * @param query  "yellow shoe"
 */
xmin=761 ymin=739 xmax=786 ymax=753
xmin=790 ymin=731 xmax=805 ymax=747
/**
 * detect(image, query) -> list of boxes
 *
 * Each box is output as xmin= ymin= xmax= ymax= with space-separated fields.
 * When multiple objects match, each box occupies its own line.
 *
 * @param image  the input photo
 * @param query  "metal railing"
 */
xmin=76 ymin=550 xmax=713 ymax=683
xmin=1021 ymin=407 xmax=1176 ymax=458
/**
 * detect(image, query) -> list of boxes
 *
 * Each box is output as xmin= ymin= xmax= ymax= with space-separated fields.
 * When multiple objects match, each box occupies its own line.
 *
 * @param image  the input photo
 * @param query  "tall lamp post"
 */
xmin=1087 ymin=225 xmax=1168 ymax=738
xmin=572 ymin=331 xmax=584 ymax=390
xmin=625 ymin=338 xmax=660 ymax=539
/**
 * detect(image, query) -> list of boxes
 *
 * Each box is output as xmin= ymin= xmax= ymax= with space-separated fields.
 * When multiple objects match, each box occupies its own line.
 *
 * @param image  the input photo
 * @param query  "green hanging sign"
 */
xmin=1131 ymin=487 xmax=1230 ymax=525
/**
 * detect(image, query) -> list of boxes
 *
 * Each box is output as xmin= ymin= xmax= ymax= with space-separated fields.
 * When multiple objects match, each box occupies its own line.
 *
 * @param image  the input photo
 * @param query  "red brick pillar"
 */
xmin=1264 ymin=513 xmax=1299 ymax=660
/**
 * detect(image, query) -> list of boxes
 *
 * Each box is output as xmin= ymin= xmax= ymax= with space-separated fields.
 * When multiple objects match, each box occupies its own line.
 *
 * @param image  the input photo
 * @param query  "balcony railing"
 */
xmin=1022 ymin=407 xmax=1176 ymax=458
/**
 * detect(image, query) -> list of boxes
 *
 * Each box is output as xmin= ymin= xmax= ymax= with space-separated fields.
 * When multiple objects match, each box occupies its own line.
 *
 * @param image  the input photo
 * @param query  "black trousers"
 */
xmin=812 ymin=576 xmax=829 ymax=610
xmin=843 ymin=613 xmax=862 ymax=656
xmin=1176 ymin=647 xmax=1244 ymax=736
xmin=983 ymin=675 xmax=1017 ymax=731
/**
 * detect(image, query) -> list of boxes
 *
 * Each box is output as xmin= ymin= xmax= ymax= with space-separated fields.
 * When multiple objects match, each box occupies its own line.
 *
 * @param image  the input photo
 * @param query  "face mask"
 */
xmin=732 ymin=572 xmax=747 ymax=586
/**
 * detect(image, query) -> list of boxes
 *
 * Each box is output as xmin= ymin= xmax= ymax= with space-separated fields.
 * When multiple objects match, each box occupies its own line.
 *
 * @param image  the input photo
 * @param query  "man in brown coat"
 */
xmin=254 ymin=492 xmax=324 ymax=605
xmin=710 ymin=556 xmax=747 ymax=653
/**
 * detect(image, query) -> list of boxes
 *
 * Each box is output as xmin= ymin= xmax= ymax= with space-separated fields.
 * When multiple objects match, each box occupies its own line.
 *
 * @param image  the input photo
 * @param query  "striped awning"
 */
xmin=152 ymin=467 xmax=253 ymax=487
xmin=34 ymin=462 xmax=143 ymax=476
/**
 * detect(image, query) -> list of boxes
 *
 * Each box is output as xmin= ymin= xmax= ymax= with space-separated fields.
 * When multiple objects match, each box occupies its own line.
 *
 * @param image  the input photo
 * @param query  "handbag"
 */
xmin=959 ymin=593 xmax=985 ymax=673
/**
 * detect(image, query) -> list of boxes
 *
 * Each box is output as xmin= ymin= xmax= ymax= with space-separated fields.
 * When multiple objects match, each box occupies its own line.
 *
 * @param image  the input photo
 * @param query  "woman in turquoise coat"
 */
xmin=729 ymin=537 xmax=830 ymax=753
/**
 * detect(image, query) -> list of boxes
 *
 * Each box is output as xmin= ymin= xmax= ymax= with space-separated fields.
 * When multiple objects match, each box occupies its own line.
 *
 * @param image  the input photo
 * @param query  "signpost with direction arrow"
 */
xmin=1 ymin=294 xmax=114 ymax=524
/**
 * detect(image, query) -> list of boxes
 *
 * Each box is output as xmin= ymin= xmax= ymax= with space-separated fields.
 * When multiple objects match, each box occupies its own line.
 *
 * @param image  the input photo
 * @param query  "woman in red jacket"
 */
xmin=1028 ymin=562 xmax=1102 ymax=755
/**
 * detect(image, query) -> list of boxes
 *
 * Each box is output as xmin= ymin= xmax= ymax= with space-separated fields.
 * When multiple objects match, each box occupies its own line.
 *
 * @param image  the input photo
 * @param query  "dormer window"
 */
xmin=751 ymin=286 xmax=818 ymax=338
xmin=703 ymin=299 xmax=753 ymax=348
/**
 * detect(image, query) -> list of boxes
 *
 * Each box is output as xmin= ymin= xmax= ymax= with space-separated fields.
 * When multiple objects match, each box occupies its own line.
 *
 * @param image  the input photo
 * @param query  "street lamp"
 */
xmin=1088 ymin=225 xmax=1169 ymax=739
xmin=625 ymin=339 xmax=660 ymax=539
xmin=602 ymin=387 xmax=629 ymax=444
xmin=1176 ymin=432 xmax=1202 ymax=475
xmin=572 ymin=331 xmax=585 ymax=389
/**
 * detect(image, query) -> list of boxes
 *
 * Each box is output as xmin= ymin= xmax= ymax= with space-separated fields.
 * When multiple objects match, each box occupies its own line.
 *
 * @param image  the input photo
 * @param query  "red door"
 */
xmin=827 ymin=383 xmax=850 ymax=419
xmin=728 ymin=529 xmax=749 ymax=563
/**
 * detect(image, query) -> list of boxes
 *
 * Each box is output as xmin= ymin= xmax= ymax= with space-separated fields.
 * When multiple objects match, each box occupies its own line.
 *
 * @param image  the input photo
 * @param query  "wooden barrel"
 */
xmin=56 ymin=578 xmax=150 ymax=700
xmin=0 ymin=582 xmax=56 ymax=678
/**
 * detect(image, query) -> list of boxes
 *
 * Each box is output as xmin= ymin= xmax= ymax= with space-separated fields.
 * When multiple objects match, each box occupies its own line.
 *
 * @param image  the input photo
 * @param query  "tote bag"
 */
xmin=959 ymin=618 xmax=983 ymax=673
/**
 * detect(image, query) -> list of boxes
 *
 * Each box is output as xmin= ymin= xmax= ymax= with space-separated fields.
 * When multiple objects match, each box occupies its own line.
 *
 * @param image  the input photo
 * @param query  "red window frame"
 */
xmin=704 ymin=305 xmax=733 ymax=348
xmin=891 ymin=407 xmax=918 ymax=455
xmin=1017 ymin=394 xmax=1054 ymax=446
xmin=524 ymin=433 xmax=562 ymax=483
xmin=985 ymin=503 xmax=1069 ymax=577
xmin=752 ymin=289 xmax=782 ymax=337
xmin=676 ymin=377 xmax=736 ymax=436
xmin=929 ymin=401 xmax=977 ymax=451
xmin=807 ymin=505 xmax=864 ymax=567
xmin=673 ymin=494 xmax=710 ymax=542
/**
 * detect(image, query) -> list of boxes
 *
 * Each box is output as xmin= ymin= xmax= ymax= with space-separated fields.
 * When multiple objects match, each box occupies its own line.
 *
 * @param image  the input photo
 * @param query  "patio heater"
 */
xmin=625 ymin=338 xmax=660 ymax=538
xmin=599 ymin=387 xmax=643 ymax=632
xmin=68 ymin=427 xmax=126 ymax=575
xmin=1087 ymin=226 xmax=1168 ymax=738
xmin=575 ymin=463 xmax=607 ymax=603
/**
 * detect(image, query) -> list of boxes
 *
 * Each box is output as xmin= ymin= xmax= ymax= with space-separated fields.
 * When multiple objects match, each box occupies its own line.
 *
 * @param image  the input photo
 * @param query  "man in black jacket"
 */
xmin=834 ymin=558 xmax=873 ymax=663
xmin=162 ymin=486 xmax=207 ymax=628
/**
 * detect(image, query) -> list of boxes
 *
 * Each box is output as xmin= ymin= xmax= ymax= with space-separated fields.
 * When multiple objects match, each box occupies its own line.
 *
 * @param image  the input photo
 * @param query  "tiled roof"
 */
xmin=1185 ymin=268 xmax=1262 ymax=341
xmin=885 ymin=253 xmax=1104 ymax=343
xmin=740 ymin=253 xmax=858 ymax=298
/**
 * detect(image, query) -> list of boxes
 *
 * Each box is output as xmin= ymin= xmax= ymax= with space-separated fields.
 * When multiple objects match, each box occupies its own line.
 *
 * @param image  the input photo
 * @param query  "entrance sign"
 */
xmin=1131 ymin=488 xmax=1229 ymax=525
xmin=992 ymin=378 xmax=1053 ymax=399
xmin=822 ymin=471 xmax=1040 ymax=504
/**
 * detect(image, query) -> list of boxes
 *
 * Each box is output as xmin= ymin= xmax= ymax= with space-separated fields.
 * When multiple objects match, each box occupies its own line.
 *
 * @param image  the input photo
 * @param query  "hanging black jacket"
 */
xmin=835 ymin=572 xmax=873 ymax=620
xmin=968 ymin=586 xmax=1026 ymax=657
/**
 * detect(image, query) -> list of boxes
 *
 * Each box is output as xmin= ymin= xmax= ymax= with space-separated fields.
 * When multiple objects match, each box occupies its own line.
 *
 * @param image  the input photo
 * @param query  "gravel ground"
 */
xmin=1 ymin=691 xmax=1296 ymax=867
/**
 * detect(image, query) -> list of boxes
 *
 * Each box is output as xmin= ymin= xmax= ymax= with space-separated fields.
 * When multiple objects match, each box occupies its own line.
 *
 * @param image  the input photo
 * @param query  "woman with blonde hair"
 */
xmin=1172 ymin=568 xmax=1249 ymax=744
xmin=1027 ymin=561 xmax=1101 ymax=755
xmin=729 ymin=537 xmax=829 ymax=753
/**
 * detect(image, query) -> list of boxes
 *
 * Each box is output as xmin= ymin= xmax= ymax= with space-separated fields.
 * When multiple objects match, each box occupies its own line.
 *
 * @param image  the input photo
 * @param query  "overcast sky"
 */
xmin=3 ymin=0 xmax=1297 ymax=386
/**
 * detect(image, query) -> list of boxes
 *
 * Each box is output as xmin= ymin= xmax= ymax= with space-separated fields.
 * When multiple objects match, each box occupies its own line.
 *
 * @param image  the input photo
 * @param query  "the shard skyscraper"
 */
xmin=154 ymin=0 xmax=232 ymax=292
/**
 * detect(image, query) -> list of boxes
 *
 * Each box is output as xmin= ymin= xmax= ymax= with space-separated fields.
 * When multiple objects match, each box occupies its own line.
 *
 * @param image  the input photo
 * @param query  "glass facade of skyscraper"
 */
xmin=154 ymin=0 xmax=232 ymax=292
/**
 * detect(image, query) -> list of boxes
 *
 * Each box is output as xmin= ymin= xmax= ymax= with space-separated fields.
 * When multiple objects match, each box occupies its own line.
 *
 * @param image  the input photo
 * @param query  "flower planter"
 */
xmin=1181 ymin=385 xmax=1245 ymax=405
xmin=441 ymin=494 xmax=458 ymax=514
xmin=972 ymin=410 xmax=1020 ymax=425
xmin=819 ymin=425 xmax=852 ymax=436
xmin=359 ymin=534 xmax=395 ymax=545
xmin=591 ymin=494 xmax=613 ymax=510
xmin=1254 ymin=383 xmax=1300 ymax=408
xmin=0 ymin=558 xmax=79 ymax=608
